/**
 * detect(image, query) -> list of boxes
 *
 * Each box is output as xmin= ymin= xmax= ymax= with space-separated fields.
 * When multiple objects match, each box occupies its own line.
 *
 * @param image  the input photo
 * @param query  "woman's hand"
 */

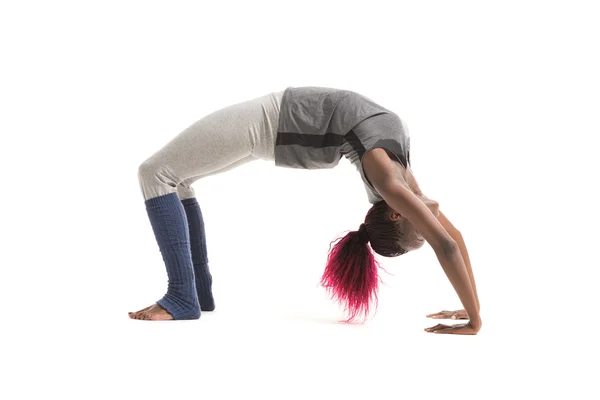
xmin=424 ymin=320 xmax=480 ymax=335
xmin=426 ymin=309 xmax=469 ymax=320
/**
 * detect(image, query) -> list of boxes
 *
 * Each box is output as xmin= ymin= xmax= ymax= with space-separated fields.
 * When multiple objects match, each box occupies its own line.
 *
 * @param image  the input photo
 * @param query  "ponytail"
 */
xmin=320 ymin=223 xmax=384 ymax=323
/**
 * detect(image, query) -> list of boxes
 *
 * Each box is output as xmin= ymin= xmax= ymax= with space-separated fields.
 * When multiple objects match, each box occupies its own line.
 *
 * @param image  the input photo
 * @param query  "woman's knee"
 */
xmin=137 ymin=158 xmax=181 ymax=200
xmin=138 ymin=159 xmax=176 ymax=186
xmin=138 ymin=159 xmax=157 ymax=185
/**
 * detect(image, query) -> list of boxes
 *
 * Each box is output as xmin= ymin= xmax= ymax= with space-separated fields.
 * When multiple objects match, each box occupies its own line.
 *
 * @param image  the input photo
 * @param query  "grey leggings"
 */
xmin=138 ymin=89 xmax=285 ymax=201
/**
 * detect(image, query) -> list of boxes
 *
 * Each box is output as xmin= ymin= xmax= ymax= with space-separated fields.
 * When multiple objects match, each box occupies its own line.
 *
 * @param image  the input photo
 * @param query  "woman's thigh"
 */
xmin=139 ymin=92 xmax=275 ymax=199
xmin=146 ymin=102 xmax=258 ymax=179
xmin=176 ymin=154 xmax=257 ymax=200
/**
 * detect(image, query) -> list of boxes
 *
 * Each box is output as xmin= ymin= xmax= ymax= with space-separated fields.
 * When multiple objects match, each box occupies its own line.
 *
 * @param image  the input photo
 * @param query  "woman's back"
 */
xmin=275 ymin=86 xmax=411 ymax=203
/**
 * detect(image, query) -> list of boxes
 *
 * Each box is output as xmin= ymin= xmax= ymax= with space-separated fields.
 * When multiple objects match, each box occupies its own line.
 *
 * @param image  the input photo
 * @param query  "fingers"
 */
xmin=426 ymin=310 xmax=468 ymax=320
xmin=424 ymin=322 xmax=475 ymax=334
xmin=426 ymin=311 xmax=447 ymax=318
xmin=429 ymin=323 xmax=478 ymax=335
xmin=429 ymin=324 xmax=459 ymax=334
xmin=433 ymin=327 xmax=476 ymax=335
xmin=432 ymin=326 xmax=455 ymax=334
xmin=424 ymin=324 xmax=438 ymax=332
xmin=424 ymin=323 xmax=448 ymax=332
xmin=433 ymin=325 xmax=452 ymax=333
xmin=426 ymin=312 xmax=450 ymax=319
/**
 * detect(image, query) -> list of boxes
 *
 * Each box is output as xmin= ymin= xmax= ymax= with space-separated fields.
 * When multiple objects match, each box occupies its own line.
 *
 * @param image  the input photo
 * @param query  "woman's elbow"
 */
xmin=436 ymin=238 xmax=459 ymax=257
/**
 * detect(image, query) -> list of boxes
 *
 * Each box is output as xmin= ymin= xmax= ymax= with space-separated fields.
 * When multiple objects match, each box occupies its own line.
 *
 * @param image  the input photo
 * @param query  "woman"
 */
xmin=129 ymin=86 xmax=482 ymax=335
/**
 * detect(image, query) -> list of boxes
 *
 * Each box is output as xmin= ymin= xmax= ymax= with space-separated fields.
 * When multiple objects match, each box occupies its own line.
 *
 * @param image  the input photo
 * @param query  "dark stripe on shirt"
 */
xmin=276 ymin=132 xmax=346 ymax=147
xmin=344 ymin=128 xmax=367 ymax=160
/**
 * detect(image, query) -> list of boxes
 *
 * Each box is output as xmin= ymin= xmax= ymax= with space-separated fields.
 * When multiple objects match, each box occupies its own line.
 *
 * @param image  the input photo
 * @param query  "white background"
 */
xmin=1 ymin=0 xmax=598 ymax=398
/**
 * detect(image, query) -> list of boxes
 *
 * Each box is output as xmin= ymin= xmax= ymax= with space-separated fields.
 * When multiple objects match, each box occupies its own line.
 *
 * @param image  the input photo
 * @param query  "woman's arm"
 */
xmin=437 ymin=210 xmax=480 ymax=312
xmin=380 ymin=184 xmax=481 ymax=331
xmin=430 ymin=242 xmax=482 ymax=329
xmin=405 ymin=163 xmax=481 ymax=315
xmin=363 ymin=149 xmax=481 ymax=333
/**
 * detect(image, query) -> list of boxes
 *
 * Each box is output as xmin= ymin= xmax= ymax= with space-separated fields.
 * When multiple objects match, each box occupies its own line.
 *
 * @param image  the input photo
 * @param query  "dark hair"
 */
xmin=320 ymin=200 xmax=416 ymax=323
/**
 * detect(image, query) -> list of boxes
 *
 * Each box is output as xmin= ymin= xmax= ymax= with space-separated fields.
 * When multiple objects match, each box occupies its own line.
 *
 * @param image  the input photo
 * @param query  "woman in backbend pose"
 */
xmin=129 ymin=86 xmax=482 ymax=335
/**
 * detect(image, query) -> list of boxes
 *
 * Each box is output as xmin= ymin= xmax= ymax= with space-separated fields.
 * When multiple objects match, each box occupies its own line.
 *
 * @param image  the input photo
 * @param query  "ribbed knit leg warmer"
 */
xmin=145 ymin=192 xmax=200 ymax=320
xmin=181 ymin=197 xmax=215 ymax=311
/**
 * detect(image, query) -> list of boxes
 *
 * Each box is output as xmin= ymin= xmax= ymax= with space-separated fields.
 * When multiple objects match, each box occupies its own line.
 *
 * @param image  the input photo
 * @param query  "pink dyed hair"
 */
xmin=320 ymin=225 xmax=389 ymax=323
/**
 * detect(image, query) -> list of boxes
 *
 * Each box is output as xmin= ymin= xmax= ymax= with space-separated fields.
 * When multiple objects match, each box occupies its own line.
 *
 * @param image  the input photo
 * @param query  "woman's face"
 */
xmin=389 ymin=214 xmax=426 ymax=252
xmin=389 ymin=199 xmax=438 ymax=251
xmin=403 ymin=223 xmax=426 ymax=251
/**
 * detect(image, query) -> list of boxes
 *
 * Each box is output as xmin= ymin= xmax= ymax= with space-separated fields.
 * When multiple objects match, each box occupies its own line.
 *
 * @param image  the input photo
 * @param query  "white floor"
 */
xmin=4 ymin=282 xmax=595 ymax=399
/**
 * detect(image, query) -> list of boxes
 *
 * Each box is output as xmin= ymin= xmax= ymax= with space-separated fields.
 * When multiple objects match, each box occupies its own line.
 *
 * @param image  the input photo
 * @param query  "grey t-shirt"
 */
xmin=275 ymin=86 xmax=411 ymax=203
xmin=346 ymin=112 xmax=411 ymax=203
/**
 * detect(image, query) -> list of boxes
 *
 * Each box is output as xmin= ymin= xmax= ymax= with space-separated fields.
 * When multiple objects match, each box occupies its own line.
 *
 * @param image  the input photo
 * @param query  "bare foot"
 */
xmin=128 ymin=304 xmax=153 ymax=318
xmin=129 ymin=303 xmax=174 ymax=320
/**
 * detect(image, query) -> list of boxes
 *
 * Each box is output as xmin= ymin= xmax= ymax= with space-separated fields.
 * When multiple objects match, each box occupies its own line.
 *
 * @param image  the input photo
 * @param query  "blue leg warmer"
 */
xmin=181 ymin=197 xmax=215 ymax=311
xmin=144 ymin=192 xmax=200 ymax=320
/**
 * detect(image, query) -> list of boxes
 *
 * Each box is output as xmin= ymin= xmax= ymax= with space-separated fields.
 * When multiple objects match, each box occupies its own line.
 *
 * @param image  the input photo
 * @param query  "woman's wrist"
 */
xmin=469 ymin=315 xmax=482 ymax=332
xmin=469 ymin=315 xmax=482 ymax=331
